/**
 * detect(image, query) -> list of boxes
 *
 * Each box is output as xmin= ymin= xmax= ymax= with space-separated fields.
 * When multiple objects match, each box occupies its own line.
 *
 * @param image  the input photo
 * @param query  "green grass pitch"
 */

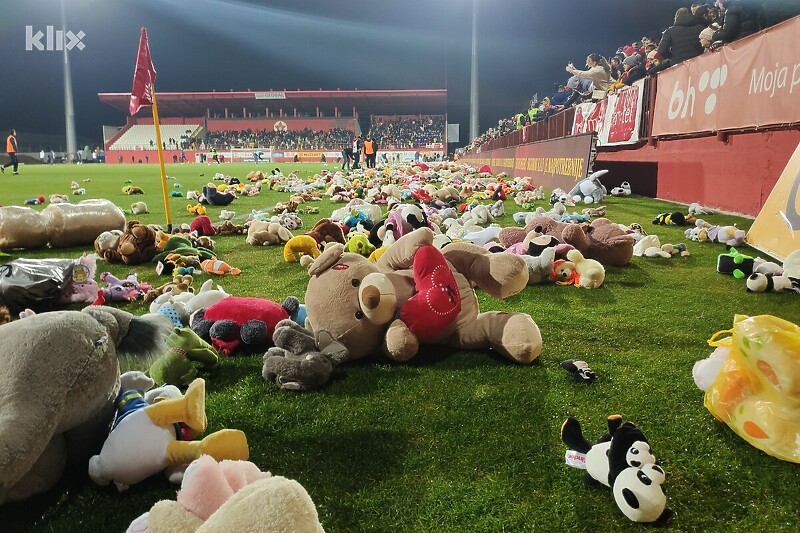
xmin=1 ymin=162 xmax=799 ymax=532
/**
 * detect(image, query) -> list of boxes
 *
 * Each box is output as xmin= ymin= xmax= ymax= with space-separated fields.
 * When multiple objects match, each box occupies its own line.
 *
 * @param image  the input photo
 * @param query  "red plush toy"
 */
xmin=398 ymin=244 xmax=461 ymax=341
xmin=191 ymin=296 xmax=299 ymax=355
xmin=190 ymin=215 xmax=217 ymax=237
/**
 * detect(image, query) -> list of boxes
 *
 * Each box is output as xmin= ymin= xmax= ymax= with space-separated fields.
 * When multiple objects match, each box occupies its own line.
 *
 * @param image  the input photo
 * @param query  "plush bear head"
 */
xmin=304 ymin=246 xmax=388 ymax=360
xmin=115 ymin=220 xmax=158 ymax=265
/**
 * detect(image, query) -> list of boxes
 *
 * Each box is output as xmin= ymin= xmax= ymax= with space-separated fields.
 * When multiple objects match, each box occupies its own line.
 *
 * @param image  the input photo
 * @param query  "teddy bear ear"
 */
xmin=307 ymin=243 xmax=344 ymax=276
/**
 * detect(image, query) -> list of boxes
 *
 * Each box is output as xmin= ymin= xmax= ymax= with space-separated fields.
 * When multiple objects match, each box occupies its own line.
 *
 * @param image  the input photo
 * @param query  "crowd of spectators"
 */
xmin=370 ymin=116 xmax=445 ymax=149
xmin=202 ymin=115 xmax=445 ymax=152
xmin=205 ymin=127 xmax=352 ymax=151
xmin=459 ymin=0 xmax=800 ymax=155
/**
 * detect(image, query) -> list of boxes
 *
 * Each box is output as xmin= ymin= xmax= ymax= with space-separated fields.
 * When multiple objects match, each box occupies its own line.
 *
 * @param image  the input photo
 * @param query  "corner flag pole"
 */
xmin=150 ymin=90 xmax=172 ymax=232
xmin=129 ymin=27 xmax=172 ymax=232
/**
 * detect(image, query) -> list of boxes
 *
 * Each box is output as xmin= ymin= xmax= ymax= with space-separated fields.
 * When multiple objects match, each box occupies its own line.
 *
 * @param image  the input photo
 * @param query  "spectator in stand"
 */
xmin=645 ymin=51 xmax=669 ymax=76
xmin=658 ymin=7 xmax=706 ymax=66
xmin=566 ymin=53 xmax=615 ymax=93
xmin=609 ymin=56 xmax=623 ymax=80
xmin=699 ymin=26 xmax=721 ymax=51
xmin=550 ymin=84 xmax=570 ymax=109
xmin=713 ymin=0 xmax=763 ymax=44
xmin=622 ymin=54 xmax=647 ymax=86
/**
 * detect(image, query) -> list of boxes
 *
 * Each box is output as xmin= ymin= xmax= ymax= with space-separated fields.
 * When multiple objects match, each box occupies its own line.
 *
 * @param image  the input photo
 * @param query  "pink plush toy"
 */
xmin=125 ymin=455 xmax=324 ymax=533
xmin=58 ymin=253 xmax=101 ymax=304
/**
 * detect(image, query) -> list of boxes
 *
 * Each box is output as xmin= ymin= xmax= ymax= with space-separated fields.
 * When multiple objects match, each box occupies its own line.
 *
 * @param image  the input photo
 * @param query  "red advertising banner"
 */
xmin=607 ymin=82 xmax=642 ymax=144
xmin=652 ymin=16 xmax=800 ymax=136
xmin=460 ymin=134 xmax=596 ymax=191
xmin=570 ymin=79 xmax=644 ymax=146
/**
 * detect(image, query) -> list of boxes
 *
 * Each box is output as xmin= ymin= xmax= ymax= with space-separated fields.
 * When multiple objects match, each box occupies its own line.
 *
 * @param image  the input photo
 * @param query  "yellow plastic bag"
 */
xmin=704 ymin=314 xmax=800 ymax=463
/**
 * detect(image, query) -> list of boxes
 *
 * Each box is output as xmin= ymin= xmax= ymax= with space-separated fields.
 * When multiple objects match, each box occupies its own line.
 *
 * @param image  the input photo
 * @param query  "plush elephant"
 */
xmin=0 ymin=306 xmax=172 ymax=504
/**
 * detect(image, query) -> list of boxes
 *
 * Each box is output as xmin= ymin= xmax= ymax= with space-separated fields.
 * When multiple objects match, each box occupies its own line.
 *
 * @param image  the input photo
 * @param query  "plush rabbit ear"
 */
xmin=588 ymin=169 xmax=609 ymax=180
xmin=306 ymin=243 xmax=344 ymax=276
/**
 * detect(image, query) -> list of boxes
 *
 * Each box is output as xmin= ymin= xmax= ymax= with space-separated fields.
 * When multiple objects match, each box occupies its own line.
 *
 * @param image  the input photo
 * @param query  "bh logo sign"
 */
xmin=26 ymin=26 xmax=85 ymax=51
xmin=668 ymin=65 xmax=728 ymax=120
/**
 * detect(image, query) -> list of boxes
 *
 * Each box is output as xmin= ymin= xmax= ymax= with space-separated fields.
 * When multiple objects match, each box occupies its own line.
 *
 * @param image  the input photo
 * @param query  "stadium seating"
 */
xmin=109 ymin=124 xmax=202 ymax=150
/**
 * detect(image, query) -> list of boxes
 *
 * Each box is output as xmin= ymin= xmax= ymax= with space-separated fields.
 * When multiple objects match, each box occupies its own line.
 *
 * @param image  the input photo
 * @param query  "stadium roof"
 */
xmin=98 ymin=89 xmax=447 ymax=118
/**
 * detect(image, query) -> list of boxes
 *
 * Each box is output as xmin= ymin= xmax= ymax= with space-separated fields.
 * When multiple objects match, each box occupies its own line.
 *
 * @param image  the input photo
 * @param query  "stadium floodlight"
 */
xmin=469 ymin=0 xmax=479 ymax=142
xmin=61 ymin=0 xmax=78 ymax=162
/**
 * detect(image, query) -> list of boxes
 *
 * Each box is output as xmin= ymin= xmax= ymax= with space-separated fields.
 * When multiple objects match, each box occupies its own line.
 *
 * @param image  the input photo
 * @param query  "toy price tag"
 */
xmin=565 ymin=450 xmax=587 ymax=469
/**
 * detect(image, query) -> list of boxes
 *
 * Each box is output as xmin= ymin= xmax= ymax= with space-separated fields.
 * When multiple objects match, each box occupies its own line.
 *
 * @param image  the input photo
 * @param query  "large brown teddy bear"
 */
xmin=303 ymin=227 xmax=542 ymax=365
xmin=95 ymin=220 xmax=158 ymax=265
xmin=499 ymin=216 xmax=634 ymax=267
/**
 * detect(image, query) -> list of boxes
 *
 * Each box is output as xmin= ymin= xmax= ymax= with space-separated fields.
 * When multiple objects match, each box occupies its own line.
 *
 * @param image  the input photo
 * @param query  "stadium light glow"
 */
xmin=469 ymin=0 xmax=479 ymax=142
xmin=61 ymin=0 xmax=78 ymax=161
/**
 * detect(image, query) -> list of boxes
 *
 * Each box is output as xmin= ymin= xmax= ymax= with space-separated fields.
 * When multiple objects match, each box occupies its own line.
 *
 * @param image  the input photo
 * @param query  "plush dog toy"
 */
xmin=0 ymin=307 xmax=172 ymax=503
xmin=88 ymin=374 xmax=248 ymax=491
xmin=561 ymin=415 xmax=671 ymax=523
xmin=246 ymin=221 xmax=292 ymax=246
xmin=125 ymin=455 xmax=324 ymax=533
xmin=96 ymin=220 xmax=158 ymax=265
xmin=302 ymin=228 xmax=542 ymax=368
xmin=568 ymin=169 xmax=608 ymax=204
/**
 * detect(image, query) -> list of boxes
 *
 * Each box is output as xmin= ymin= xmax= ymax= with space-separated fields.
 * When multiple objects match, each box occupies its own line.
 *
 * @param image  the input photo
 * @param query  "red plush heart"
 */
xmin=399 ymin=245 xmax=461 ymax=341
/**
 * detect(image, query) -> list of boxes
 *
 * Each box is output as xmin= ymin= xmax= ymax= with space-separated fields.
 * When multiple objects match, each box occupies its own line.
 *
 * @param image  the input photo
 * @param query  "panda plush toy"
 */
xmin=561 ymin=415 xmax=672 ymax=523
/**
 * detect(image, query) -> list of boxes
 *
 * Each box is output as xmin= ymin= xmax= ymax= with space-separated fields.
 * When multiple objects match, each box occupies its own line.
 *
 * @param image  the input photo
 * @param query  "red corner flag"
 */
xmin=129 ymin=28 xmax=157 ymax=115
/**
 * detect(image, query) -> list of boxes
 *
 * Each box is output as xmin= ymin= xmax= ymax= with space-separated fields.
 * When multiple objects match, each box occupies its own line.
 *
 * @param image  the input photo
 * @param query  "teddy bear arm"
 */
xmin=382 ymin=319 xmax=419 ymax=362
xmin=442 ymin=243 xmax=528 ymax=299
xmin=377 ymin=228 xmax=434 ymax=271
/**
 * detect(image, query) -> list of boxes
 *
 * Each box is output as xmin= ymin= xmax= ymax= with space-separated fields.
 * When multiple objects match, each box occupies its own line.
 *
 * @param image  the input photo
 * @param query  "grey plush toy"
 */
xmin=262 ymin=319 xmax=348 ymax=391
xmin=0 ymin=306 xmax=172 ymax=503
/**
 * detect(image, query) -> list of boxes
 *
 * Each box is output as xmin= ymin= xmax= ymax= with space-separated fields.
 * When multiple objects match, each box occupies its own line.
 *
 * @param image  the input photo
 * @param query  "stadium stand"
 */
xmin=109 ymin=123 xmax=202 ymax=150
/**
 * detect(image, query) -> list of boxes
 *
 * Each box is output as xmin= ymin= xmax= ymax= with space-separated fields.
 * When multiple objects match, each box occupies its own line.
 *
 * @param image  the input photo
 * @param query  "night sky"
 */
xmin=1 ymin=0 xmax=689 ymax=147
